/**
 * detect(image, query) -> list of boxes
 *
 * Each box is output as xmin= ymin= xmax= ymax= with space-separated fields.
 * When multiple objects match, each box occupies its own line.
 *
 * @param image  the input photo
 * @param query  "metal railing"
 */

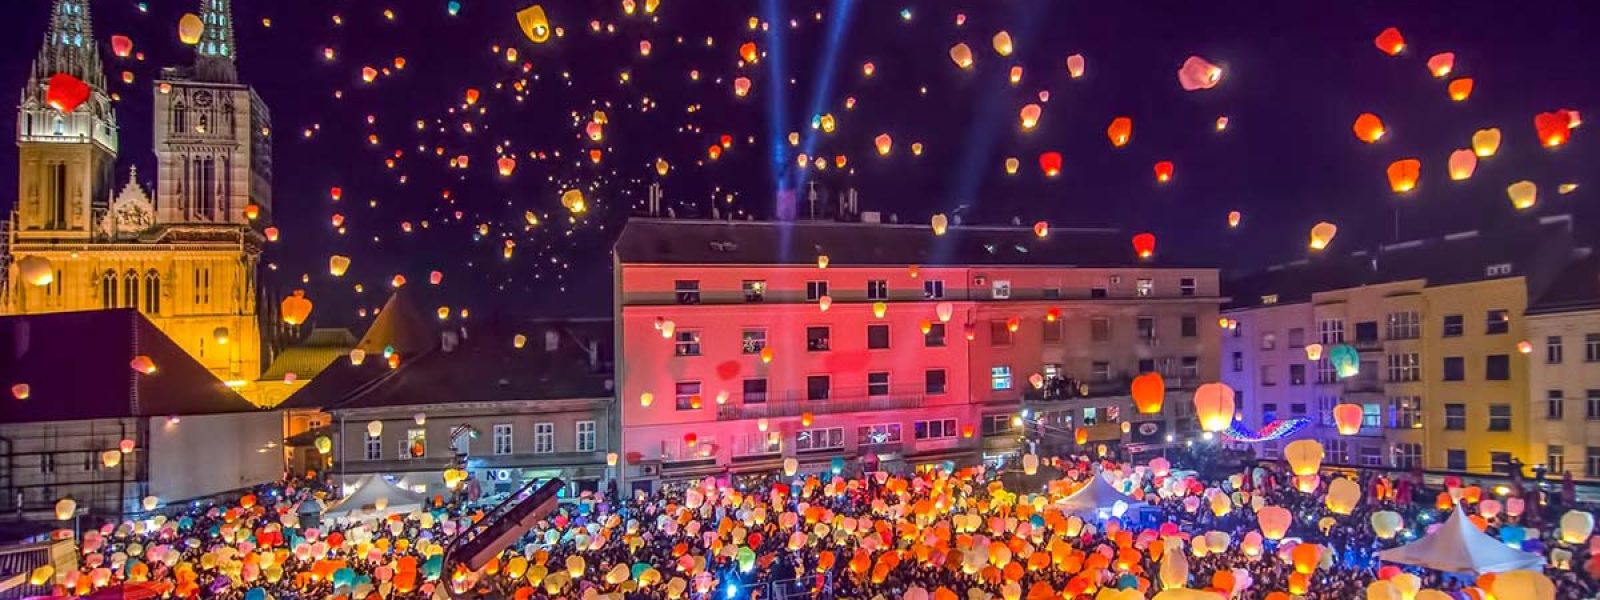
xmin=1023 ymin=375 xmax=1198 ymax=402
xmin=716 ymin=386 xmax=924 ymax=420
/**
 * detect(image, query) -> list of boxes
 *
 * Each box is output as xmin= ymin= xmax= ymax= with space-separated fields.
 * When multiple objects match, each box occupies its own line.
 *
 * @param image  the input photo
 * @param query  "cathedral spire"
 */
xmin=193 ymin=0 xmax=238 ymax=83
xmin=32 ymin=0 xmax=106 ymax=91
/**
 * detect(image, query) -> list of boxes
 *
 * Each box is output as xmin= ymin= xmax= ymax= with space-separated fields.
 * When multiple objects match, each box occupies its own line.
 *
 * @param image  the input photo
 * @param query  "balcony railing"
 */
xmin=1023 ymin=375 xmax=1199 ymax=402
xmin=717 ymin=387 xmax=925 ymax=421
xmin=1353 ymin=338 xmax=1383 ymax=351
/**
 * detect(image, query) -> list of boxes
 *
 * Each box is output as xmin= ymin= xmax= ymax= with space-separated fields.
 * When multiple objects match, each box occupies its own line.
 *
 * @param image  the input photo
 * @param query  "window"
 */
xmin=675 ymin=280 xmax=700 ymax=304
xmin=1488 ymin=404 xmax=1512 ymax=432
xmin=1485 ymin=309 xmax=1510 ymax=335
xmin=192 ymin=268 xmax=210 ymax=305
xmin=1090 ymin=287 xmax=1107 ymax=299
xmin=1590 ymin=390 xmax=1600 ymax=421
xmin=1261 ymin=294 xmax=1279 ymax=305
xmin=1043 ymin=320 xmax=1063 ymax=343
xmin=806 ymin=375 xmax=831 ymax=401
xmin=914 ymin=419 xmax=958 ymax=440
xmin=1180 ymin=316 xmax=1197 ymax=338
xmin=991 ymin=280 xmax=1011 ymax=299
xmin=1442 ymin=314 xmax=1464 ymax=337
xmin=1260 ymin=365 xmax=1276 ymax=386
xmin=1259 ymin=331 xmax=1277 ymax=350
xmin=1137 ymin=317 xmax=1156 ymax=342
xmin=143 ymin=270 xmax=160 ymax=314
xmin=923 ymin=280 xmax=945 ymax=299
xmin=1490 ymin=452 xmax=1512 ymax=474
xmin=735 ymin=433 xmax=782 ymax=457
xmin=1587 ymin=334 xmax=1600 ymax=362
xmin=1395 ymin=443 xmax=1422 ymax=470
xmin=925 ymin=369 xmax=947 ymax=394
xmin=1390 ymin=396 xmax=1423 ymax=429
xmin=674 ymin=330 xmax=702 ymax=356
xmin=533 ymin=423 xmax=554 ymax=454
xmin=1092 ymin=362 xmax=1112 ymax=382
xmin=1444 ymin=403 xmax=1466 ymax=430
xmin=365 ymin=433 xmax=382 ymax=460
xmin=990 ymin=366 xmax=1013 ymax=390
xmin=1485 ymin=355 xmax=1510 ymax=381
xmin=806 ymin=280 xmax=829 ymax=301
xmin=1547 ymin=336 xmax=1564 ymax=364
xmin=867 ymin=324 xmax=891 ymax=349
xmin=1386 ymin=312 xmax=1420 ymax=340
xmin=1362 ymin=403 xmax=1382 ymax=428
xmin=1232 ymin=352 xmax=1243 ymax=372
xmin=1138 ymin=358 xmax=1156 ymax=373
xmin=675 ymin=381 xmax=702 ymax=410
xmin=1327 ymin=439 xmax=1350 ymax=464
xmin=1354 ymin=321 xmax=1379 ymax=345
xmin=1181 ymin=356 xmax=1199 ymax=378
xmin=858 ymin=424 xmax=903 ymax=446
xmin=1548 ymin=390 xmax=1565 ymax=420
xmin=1135 ymin=278 xmax=1154 ymax=297
xmin=1287 ymin=328 xmax=1305 ymax=348
xmin=1590 ymin=447 xmax=1600 ymax=479
xmin=404 ymin=429 xmax=426 ymax=459
xmin=576 ymin=421 xmax=596 ymax=453
xmin=1387 ymin=353 xmax=1420 ymax=382
xmin=806 ymin=326 xmax=831 ymax=351
xmin=990 ymin=321 xmax=1013 ymax=346
xmin=983 ymin=414 xmax=1016 ymax=436
xmin=924 ymin=323 xmax=946 ymax=347
xmin=743 ymin=379 xmax=768 ymax=403
xmin=1262 ymin=403 xmax=1279 ymax=423
xmin=1316 ymin=396 xmax=1335 ymax=426
xmin=1447 ymin=449 xmax=1467 ymax=471
xmin=1043 ymin=287 xmax=1062 ymax=299
xmin=1360 ymin=446 xmax=1383 ymax=467
xmin=1289 ymin=364 xmax=1306 ymax=386
xmin=742 ymin=280 xmax=766 ymax=302
xmin=1549 ymin=445 xmax=1566 ymax=473
xmin=867 ymin=372 xmax=891 ymax=397
xmin=101 ymin=270 xmax=117 ymax=308
xmin=741 ymin=329 xmax=767 ymax=354
xmin=795 ymin=427 xmax=844 ymax=452
xmin=1291 ymin=403 xmax=1307 ymax=417
xmin=1090 ymin=318 xmax=1111 ymax=342
xmin=493 ymin=424 xmax=513 ymax=455
xmin=866 ymin=280 xmax=888 ymax=300
xmin=1316 ymin=358 xmax=1336 ymax=384
xmin=1442 ymin=357 xmax=1465 ymax=381
xmin=1318 ymin=319 xmax=1345 ymax=344
xmin=1179 ymin=277 xmax=1196 ymax=297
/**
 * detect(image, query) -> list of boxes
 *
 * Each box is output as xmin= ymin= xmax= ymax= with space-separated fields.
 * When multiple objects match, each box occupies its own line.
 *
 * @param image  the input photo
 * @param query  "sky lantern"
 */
xmin=45 ymin=73 xmax=90 ymax=113
xmin=738 ymin=41 xmax=759 ymax=63
xmin=1332 ymin=403 xmax=1363 ymax=435
xmin=1193 ymin=382 xmax=1235 ymax=432
xmin=17 ymin=256 xmax=53 ymax=286
xmin=1038 ymin=152 xmax=1062 ymax=177
xmin=733 ymin=77 xmax=752 ymax=97
xmin=10 ymin=384 xmax=28 ymax=400
xmin=1374 ymin=27 xmax=1404 ymax=55
xmin=1352 ymin=113 xmax=1385 ymax=143
xmin=931 ymin=213 xmax=948 ymax=235
xmin=1033 ymin=221 xmax=1048 ymax=238
xmin=1370 ymin=511 xmax=1403 ymax=539
xmin=1004 ymin=157 xmax=1020 ymax=174
xmin=1177 ymin=55 xmax=1222 ymax=91
xmin=992 ymin=31 xmax=1013 ymax=56
xmin=329 ymin=186 xmax=343 ymax=201
xmin=464 ymin=88 xmax=481 ymax=106
xmin=1507 ymin=181 xmax=1538 ymax=210
xmin=1284 ymin=439 xmax=1325 ymax=476
xmin=874 ymin=133 xmax=893 ymax=155
xmin=328 ymin=255 xmax=351 ymax=277
xmin=391 ymin=274 xmax=407 ymax=287
xmin=1447 ymin=77 xmax=1473 ymax=101
xmin=1131 ymin=372 xmax=1165 ymax=414
xmin=53 ymin=498 xmax=75 ymax=521
xmin=862 ymin=61 xmax=875 ymax=77
xmin=1472 ymin=128 xmax=1502 ymax=157
xmin=1008 ymin=65 xmax=1023 ymax=84
xmin=1328 ymin=344 xmax=1358 ymax=378
xmin=129 ymin=355 xmax=156 ymax=374
xmin=1386 ymin=158 xmax=1420 ymax=193
xmin=1535 ymin=111 xmax=1573 ymax=147
xmin=281 ymin=291 xmax=314 ymax=325
xmin=361 ymin=66 xmax=378 ymax=83
xmin=1304 ymin=343 xmax=1324 ymax=361
xmin=1107 ymin=116 xmax=1132 ymax=147
xmin=1426 ymin=52 xmax=1455 ymax=77
xmin=517 ymin=5 xmax=552 ymax=43
xmin=818 ymin=295 xmax=832 ymax=311
xmin=655 ymin=158 xmax=670 ymax=176
xmin=949 ymin=43 xmax=974 ymax=69
xmin=1227 ymin=211 xmax=1241 ymax=228
xmin=817 ymin=254 xmax=830 ymax=269
xmin=429 ymin=270 xmax=443 ymax=285
xmin=498 ymin=156 xmax=517 ymax=176
xmin=1153 ymin=160 xmax=1174 ymax=183
xmin=1132 ymin=232 xmax=1156 ymax=258
xmin=561 ymin=189 xmax=587 ymax=214
xmin=936 ymin=302 xmax=954 ymax=323
xmin=1447 ymin=149 xmax=1476 ymax=180
xmin=1561 ymin=510 xmax=1595 ymax=544
xmin=1257 ymin=506 xmax=1291 ymax=540
xmin=1560 ymin=183 xmax=1579 ymax=194
xmin=873 ymin=302 xmax=888 ymax=318
xmin=1019 ymin=104 xmax=1041 ymax=130
xmin=1066 ymin=54 xmax=1085 ymax=78
xmin=1215 ymin=115 xmax=1229 ymax=131
xmin=178 ymin=13 xmax=204 ymax=45
xmin=110 ymin=34 xmax=133 ymax=58
xmin=639 ymin=392 xmax=653 ymax=407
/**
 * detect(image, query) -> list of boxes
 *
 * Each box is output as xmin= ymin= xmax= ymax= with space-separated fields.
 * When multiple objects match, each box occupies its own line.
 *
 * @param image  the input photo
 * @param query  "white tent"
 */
xmin=322 ymin=474 xmax=428 ymax=522
xmin=1375 ymin=505 xmax=1545 ymax=574
xmin=1057 ymin=473 xmax=1145 ymax=518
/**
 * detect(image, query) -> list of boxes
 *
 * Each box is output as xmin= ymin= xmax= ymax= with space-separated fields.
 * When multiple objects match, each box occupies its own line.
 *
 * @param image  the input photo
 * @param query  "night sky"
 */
xmin=3 ymin=0 xmax=1598 ymax=328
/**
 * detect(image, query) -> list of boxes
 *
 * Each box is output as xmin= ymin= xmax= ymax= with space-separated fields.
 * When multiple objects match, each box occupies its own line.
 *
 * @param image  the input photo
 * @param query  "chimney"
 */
xmin=647 ymin=182 xmax=662 ymax=217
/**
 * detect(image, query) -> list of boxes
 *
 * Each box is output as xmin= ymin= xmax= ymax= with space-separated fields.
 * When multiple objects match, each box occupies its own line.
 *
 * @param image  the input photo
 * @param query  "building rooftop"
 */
xmin=0 ymin=309 xmax=260 ymax=423
xmin=614 ymin=218 xmax=1209 ymax=268
xmin=1223 ymin=216 xmax=1578 ymax=311
xmin=1527 ymin=251 xmax=1600 ymax=316
xmin=261 ymin=328 xmax=357 ymax=382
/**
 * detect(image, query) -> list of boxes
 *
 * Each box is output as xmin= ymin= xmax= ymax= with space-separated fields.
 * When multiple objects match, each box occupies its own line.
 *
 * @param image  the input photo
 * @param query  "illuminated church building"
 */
xmin=2 ymin=0 xmax=276 ymax=400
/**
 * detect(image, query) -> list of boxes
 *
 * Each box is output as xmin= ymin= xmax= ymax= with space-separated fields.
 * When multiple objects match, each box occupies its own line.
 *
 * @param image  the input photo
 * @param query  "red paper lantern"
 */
xmin=1132 ymin=232 xmax=1156 ymax=259
xmin=1373 ymin=27 xmax=1405 ymax=56
xmin=1535 ymin=111 xmax=1573 ymax=148
xmin=45 ymin=73 xmax=90 ymax=113
xmin=110 ymin=35 xmax=133 ymax=58
xmin=1038 ymin=152 xmax=1062 ymax=177
xmin=1131 ymin=372 xmax=1165 ymax=414
xmin=1153 ymin=160 xmax=1174 ymax=183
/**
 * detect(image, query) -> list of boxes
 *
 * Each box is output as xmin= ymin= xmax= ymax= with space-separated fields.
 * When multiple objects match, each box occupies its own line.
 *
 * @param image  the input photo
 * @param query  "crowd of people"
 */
xmin=30 ymin=452 xmax=1600 ymax=599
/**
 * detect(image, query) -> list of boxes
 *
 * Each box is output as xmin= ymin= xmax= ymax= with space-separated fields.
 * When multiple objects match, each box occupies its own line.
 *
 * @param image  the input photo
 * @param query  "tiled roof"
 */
xmin=615 ymin=218 xmax=1207 ymax=268
xmin=1527 ymin=252 xmax=1600 ymax=316
xmin=0 ymin=309 xmax=260 ymax=423
xmin=261 ymin=328 xmax=357 ymax=382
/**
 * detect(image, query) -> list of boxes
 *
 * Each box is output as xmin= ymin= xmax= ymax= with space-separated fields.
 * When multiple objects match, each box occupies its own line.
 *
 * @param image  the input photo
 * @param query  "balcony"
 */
xmin=1353 ymin=337 xmax=1383 ymax=352
xmin=1023 ymin=375 xmax=1199 ymax=403
xmin=716 ymin=386 xmax=924 ymax=421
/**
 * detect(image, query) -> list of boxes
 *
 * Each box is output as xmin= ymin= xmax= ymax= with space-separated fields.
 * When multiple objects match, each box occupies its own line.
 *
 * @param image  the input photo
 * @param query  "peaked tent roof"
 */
xmin=0 ymin=309 xmax=259 ymax=423
xmin=322 ymin=474 xmax=428 ymax=521
xmin=357 ymin=290 xmax=437 ymax=357
xmin=1056 ymin=473 xmax=1145 ymax=516
xmin=1375 ymin=505 xmax=1545 ymax=574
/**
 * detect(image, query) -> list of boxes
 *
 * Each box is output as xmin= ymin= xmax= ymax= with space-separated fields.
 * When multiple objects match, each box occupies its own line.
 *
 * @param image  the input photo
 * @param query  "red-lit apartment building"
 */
xmin=613 ymin=218 xmax=1223 ymax=492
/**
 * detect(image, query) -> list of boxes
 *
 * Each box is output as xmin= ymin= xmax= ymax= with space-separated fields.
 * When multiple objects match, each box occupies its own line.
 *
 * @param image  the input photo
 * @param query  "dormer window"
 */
xmin=1261 ymin=294 xmax=1279 ymax=305
xmin=1485 ymin=263 xmax=1512 ymax=277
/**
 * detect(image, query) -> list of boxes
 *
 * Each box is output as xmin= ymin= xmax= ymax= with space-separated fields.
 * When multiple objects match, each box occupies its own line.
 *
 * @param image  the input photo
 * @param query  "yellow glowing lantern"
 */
xmin=1227 ymin=211 xmax=1241 ymax=228
xmin=1004 ymin=157 xmax=1020 ymax=174
xmin=1066 ymin=54 xmax=1085 ymax=78
xmin=1305 ymin=343 xmax=1324 ymax=361
xmin=1019 ymin=104 xmax=1041 ymax=130
xmin=329 ymin=255 xmax=351 ymax=277
xmin=1284 ymin=439 xmax=1325 ymax=476
xmin=992 ymin=31 xmax=1013 ymax=56
xmin=517 ymin=5 xmax=552 ymax=43
xmin=1387 ymin=158 xmax=1421 ymax=193
xmin=1257 ymin=506 xmax=1291 ymax=540
xmin=640 ymin=393 xmax=654 ymax=407
xmin=130 ymin=355 xmax=157 ymax=374
xmin=949 ymin=43 xmax=974 ymax=69
xmin=17 ymin=256 xmax=53 ymax=287
xmin=817 ymin=255 xmax=829 ymax=269
xmin=818 ymin=295 xmax=832 ymax=311
xmin=1507 ymin=181 xmax=1537 ymax=210
xmin=931 ymin=213 xmax=948 ymax=235
xmin=1309 ymin=222 xmax=1338 ymax=250
xmin=1192 ymin=383 xmax=1235 ymax=432
xmin=1473 ymin=128 xmax=1501 ymax=157
xmin=760 ymin=347 xmax=773 ymax=364
xmin=1447 ymin=149 xmax=1477 ymax=180
xmin=874 ymin=133 xmax=893 ymax=155
xmin=178 ymin=13 xmax=204 ymax=45
xmin=54 ymin=498 xmax=76 ymax=521
xmin=936 ymin=302 xmax=954 ymax=323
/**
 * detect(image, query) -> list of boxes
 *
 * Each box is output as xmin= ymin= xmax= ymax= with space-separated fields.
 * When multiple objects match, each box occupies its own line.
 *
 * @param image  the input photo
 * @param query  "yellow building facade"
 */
xmin=2 ymin=0 xmax=272 ymax=402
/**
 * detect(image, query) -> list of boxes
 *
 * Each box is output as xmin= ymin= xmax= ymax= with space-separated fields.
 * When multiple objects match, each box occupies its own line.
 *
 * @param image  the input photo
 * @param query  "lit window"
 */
xmin=990 ymin=366 xmax=1013 ymax=390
